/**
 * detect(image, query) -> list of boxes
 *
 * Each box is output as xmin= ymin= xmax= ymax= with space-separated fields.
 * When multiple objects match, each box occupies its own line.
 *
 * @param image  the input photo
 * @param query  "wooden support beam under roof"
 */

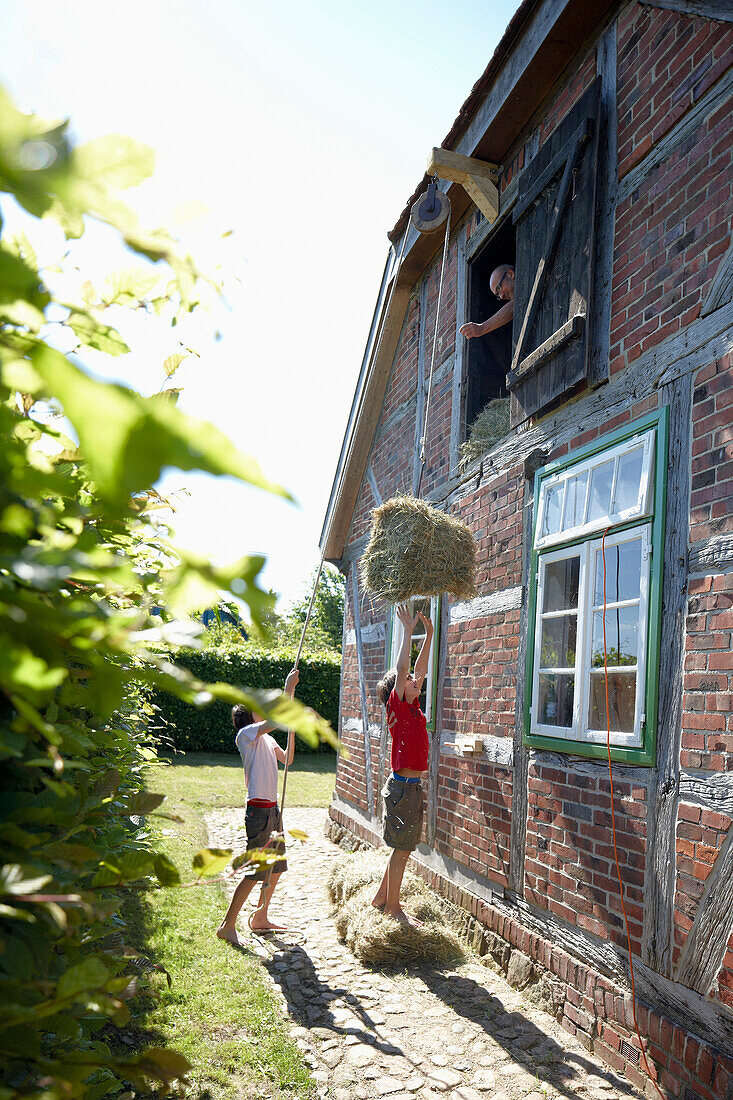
xmin=428 ymin=147 xmax=500 ymax=222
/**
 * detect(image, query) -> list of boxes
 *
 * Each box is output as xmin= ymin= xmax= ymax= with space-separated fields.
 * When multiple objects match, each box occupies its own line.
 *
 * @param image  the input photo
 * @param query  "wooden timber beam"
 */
xmin=428 ymin=147 xmax=500 ymax=223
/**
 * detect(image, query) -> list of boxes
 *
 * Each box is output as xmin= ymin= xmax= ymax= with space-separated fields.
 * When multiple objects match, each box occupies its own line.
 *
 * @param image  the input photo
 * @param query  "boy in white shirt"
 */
xmin=216 ymin=668 xmax=298 ymax=943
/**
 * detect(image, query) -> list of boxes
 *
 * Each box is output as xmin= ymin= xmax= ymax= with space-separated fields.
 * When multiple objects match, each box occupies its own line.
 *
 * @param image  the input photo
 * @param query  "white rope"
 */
xmin=417 ymin=206 xmax=452 ymax=496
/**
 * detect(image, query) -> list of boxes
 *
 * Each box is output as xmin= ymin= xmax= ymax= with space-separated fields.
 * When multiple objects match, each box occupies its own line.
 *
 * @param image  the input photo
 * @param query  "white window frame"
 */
xmin=530 ymin=525 xmax=651 ymax=747
xmin=389 ymin=595 xmax=440 ymax=728
xmin=535 ymin=429 xmax=655 ymax=550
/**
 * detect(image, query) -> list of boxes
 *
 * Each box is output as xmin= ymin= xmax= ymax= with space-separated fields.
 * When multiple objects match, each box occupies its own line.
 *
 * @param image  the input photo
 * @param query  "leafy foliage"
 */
xmin=0 ymin=91 xmax=334 ymax=1096
xmin=149 ymin=645 xmax=340 ymax=754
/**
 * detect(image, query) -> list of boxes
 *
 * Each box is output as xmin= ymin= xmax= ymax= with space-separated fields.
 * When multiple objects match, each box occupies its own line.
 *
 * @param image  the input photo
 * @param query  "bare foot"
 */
xmin=383 ymin=906 xmax=423 ymax=929
xmin=216 ymin=924 xmax=240 ymax=945
xmin=248 ymin=914 xmax=287 ymax=934
xmin=371 ymin=895 xmax=386 ymax=911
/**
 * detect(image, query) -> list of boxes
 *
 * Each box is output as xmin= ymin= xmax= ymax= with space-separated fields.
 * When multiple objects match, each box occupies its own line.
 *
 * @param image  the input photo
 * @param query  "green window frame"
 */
xmin=523 ymin=409 xmax=668 ymax=765
xmin=387 ymin=596 xmax=441 ymax=732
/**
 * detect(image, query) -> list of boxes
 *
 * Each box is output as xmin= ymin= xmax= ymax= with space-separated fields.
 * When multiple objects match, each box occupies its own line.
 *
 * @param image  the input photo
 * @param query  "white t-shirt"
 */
xmin=235 ymin=723 xmax=279 ymax=802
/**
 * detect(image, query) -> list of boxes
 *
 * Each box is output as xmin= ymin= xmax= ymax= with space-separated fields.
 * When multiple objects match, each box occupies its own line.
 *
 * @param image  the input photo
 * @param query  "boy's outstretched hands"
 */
xmin=396 ymin=603 xmax=419 ymax=633
xmin=417 ymin=610 xmax=434 ymax=635
xmin=284 ymin=668 xmax=299 ymax=697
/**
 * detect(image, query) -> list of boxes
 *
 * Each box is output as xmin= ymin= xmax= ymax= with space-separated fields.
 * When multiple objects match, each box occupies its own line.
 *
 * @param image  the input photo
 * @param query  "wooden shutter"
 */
xmin=509 ymin=78 xmax=601 ymax=426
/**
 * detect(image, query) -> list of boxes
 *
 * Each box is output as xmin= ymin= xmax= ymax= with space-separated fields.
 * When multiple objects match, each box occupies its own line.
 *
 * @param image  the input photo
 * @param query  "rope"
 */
xmin=417 ymin=204 xmax=452 ymax=498
xmin=601 ymin=530 xmax=664 ymax=1099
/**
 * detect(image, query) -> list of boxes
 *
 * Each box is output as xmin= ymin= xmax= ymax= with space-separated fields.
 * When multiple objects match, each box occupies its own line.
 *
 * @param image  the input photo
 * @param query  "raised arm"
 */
xmin=413 ymin=612 xmax=434 ymax=691
xmin=272 ymin=668 xmax=299 ymax=765
xmin=459 ymin=299 xmax=514 ymax=339
xmin=394 ymin=604 xmax=418 ymax=700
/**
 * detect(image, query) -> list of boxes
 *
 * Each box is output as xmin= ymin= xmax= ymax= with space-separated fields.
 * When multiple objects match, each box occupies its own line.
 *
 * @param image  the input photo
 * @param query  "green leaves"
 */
xmin=72 ymin=134 xmax=154 ymax=190
xmin=31 ymin=345 xmax=291 ymax=511
xmin=56 ymin=957 xmax=109 ymax=1001
xmin=192 ymin=848 xmax=232 ymax=878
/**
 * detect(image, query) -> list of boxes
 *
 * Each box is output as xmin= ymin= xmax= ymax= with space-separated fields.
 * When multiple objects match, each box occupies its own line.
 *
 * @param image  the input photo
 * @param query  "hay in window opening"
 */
xmin=326 ymin=851 xmax=464 ymax=968
xmin=460 ymin=397 xmax=510 ymax=469
xmin=361 ymin=495 xmax=477 ymax=604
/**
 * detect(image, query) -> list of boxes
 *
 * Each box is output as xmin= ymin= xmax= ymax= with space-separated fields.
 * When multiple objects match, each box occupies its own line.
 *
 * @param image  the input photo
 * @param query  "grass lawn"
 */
xmin=124 ymin=751 xmax=337 ymax=1098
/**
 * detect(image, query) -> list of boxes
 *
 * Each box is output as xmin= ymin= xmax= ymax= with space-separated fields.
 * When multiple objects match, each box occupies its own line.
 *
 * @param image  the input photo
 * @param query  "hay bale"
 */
xmin=339 ymin=884 xmax=464 ymax=968
xmin=459 ymin=397 xmax=510 ymax=469
xmin=361 ymin=496 xmax=477 ymax=604
xmin=327 ymin=851 xmax=464 ymax=969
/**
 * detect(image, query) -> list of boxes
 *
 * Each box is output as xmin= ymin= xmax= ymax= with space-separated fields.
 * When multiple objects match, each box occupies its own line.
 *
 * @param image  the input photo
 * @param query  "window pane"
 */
xmin=562 ymin=471 xmax=589 ymax=529
xmin=591 ymin=607 xmax=639 ymax=667
xmin=541 ymin=483 xmax=565 ymax=539
xmin=588 ymin=671 xmax=636 ymax=732
xmin=593 ymin=538 xmax=642 ymax=605
xmin=587 ymin=458 xmax=614 ymax=522
xmin=613 ymin=446 xmax=644 ymax=513
xmin=538 ymin=674 xmax=574 ymax=727
xmin=543 ymin=556 xmax=580 ymax=612
xmin=540 ymin=615 xmax=577 ymax=669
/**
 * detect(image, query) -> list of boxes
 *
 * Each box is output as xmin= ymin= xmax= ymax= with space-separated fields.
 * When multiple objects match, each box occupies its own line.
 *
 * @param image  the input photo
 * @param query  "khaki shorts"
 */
xmin=382 ymin=775 xmax=424 ymax=852
xmin=245 ymin=803 xmax=287 ymax=879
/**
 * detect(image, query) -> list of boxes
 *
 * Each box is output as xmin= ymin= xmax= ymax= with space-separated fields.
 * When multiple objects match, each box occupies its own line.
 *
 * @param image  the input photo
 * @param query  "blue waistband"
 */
xmin=392 ymin=773 xmax=420 ymax=783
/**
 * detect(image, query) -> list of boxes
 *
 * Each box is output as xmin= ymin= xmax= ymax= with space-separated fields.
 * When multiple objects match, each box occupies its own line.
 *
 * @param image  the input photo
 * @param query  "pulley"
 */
xmin=410 ymin=179 xmax=450 ymax=234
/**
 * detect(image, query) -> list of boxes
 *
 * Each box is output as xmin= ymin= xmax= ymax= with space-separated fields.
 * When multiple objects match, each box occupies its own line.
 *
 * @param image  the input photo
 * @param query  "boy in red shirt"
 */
xmin=372 ymin=604 xmax=434 ymax=927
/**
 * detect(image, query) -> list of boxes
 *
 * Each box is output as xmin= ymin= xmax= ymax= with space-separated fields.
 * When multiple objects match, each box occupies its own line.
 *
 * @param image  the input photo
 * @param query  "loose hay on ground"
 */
xmin=460 ymin=397 xmax=510 ymax=469
xmin=326 ymin=851 xmax=465 ymax=968
xmin=360 ymin=496 xmax=477 ymax=604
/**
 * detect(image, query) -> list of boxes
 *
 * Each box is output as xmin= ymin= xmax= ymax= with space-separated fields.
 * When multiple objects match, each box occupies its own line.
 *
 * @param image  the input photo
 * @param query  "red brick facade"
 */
xmin=330 ymin=2 xmax=733 ymax=1095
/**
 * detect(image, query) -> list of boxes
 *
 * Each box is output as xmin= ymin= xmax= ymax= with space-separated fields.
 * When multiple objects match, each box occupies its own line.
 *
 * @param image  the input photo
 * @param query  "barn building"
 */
xmin=320 ymin=0 xmax=733 ymax=1095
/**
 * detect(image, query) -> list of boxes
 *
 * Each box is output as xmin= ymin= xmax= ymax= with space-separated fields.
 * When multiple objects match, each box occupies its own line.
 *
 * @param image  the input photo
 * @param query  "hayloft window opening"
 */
xmin=525 ymin=414 xmax=667 ymax=766
xmin=388 ymin=596 xmax=441 ymax=729
xmin=464 ymin=216 xmax=515 ymax=440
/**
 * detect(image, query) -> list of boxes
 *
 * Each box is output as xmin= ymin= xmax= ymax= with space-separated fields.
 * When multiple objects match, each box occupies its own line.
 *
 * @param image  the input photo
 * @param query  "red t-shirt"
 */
xmin=386 ymin=688 xmax=429 ymax=773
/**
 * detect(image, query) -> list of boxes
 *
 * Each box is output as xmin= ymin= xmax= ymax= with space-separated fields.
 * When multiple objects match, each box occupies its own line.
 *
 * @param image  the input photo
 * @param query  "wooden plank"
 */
xmin=701 ymin=236 xmax=733 ymax=316
xmin=492 ymin=890 xmax=733 ymax=1051
xmin=462 ymin=175 xmax=500 ymax=223
xmin=413 ymin=279 xmax=428 ymax=495
xmin=449 ymin=234 xmax=468 ymax=478
xmin=428 ymin=147 xmax=499 ymax=183
xmin=427 ymin=596 xmax=450 ymax=848
xmin=507 ymin=313 xmax=585 ymax=388
xmin=510 ymin=128 xmax=589 ymax=374
xmin=640 ymin=0 xmax=733 ymax=19
xmin=514 ymin=117 xmax=594 ymax=221
xmin=366 ymin=463 xmax=383 ymax=508
xmin=449 ymin=585 xmax=523 ymax=622
xmin=617 ymin=65 xmax=733 ymax=205
xmin=509 ymin=482 xmax=535 ymax=894
xmin=412 ymin=839 xmax=505 ymax=902
xmin=688 ymin=532 xmax=733 ymax=574
xmin=350 ymin=566 xmax=374 ymax=811
xmin=641 ymin=375 xmax=693 ymax=977
xmin=675 ymin=824 xmax=733 ymax=993
xmin=588 ymin=21 xmax=618 ymax=390
xmin=679 ymin=772 xmax=733 ymax=815
xmin=530 ymin=750 xmax=652 ymax=785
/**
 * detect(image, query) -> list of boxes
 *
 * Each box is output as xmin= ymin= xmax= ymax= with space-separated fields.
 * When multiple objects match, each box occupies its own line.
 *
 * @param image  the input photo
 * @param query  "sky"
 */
xmin=1 ymin=0 xmax=518 ymax=614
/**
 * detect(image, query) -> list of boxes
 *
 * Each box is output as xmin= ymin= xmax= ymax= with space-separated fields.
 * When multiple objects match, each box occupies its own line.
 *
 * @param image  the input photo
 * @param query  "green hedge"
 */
xmin=150 ymin=646 xmax=340 ymax=754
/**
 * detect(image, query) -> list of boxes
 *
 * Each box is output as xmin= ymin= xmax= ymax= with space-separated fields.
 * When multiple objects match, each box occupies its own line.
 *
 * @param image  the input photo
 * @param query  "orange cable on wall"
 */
xmin=601 ymin=528 xmax=665 ymax=1100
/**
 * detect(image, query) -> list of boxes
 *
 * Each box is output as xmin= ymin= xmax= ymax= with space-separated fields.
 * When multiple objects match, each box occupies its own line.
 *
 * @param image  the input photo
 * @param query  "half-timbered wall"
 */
xmin=331 ymin=3 xmax=733 ymax=1095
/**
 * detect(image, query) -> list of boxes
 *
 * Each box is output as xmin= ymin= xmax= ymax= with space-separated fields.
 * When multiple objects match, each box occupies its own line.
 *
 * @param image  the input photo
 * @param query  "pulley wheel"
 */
xmin=410 ymin=186 xmax=450 ymax=234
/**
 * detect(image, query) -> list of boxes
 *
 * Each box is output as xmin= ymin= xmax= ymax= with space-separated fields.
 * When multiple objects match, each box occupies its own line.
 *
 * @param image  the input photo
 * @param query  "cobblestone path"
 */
xmin=207 ymin=807 xmax=643 ymax=1100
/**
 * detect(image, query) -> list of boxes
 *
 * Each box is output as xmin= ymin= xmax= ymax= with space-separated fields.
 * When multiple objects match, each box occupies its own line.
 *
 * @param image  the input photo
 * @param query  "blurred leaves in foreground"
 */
xmin=0 ymin=89 xmax=335 ymax=1097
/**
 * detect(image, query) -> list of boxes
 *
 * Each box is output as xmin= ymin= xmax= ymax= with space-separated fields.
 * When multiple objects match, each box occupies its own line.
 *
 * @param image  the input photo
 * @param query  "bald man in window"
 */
xmin=459 ymin=264 xmax=515 ymax=340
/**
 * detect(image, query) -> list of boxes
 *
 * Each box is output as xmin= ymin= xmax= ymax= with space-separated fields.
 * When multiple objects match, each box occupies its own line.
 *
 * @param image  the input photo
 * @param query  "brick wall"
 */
xmin=526 ymin=763 xmax=648 ymax=954
xmin=617 ymin=5 xmax=733 ymax=179
xmin=611 ymin=13 xmax=732 ymax=372
xmin=330 ymin=6 xmax=733 ymax=1095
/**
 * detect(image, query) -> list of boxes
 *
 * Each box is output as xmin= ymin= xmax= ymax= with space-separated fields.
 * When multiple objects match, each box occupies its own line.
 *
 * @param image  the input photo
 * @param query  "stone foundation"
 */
xmin=326 ymin=805 xmax=733 ymax=1100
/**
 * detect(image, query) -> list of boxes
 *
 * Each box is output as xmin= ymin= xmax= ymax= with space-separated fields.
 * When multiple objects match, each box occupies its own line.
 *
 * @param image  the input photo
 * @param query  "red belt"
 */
xmin=248 ymin=798 xmax=277 ymax=808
